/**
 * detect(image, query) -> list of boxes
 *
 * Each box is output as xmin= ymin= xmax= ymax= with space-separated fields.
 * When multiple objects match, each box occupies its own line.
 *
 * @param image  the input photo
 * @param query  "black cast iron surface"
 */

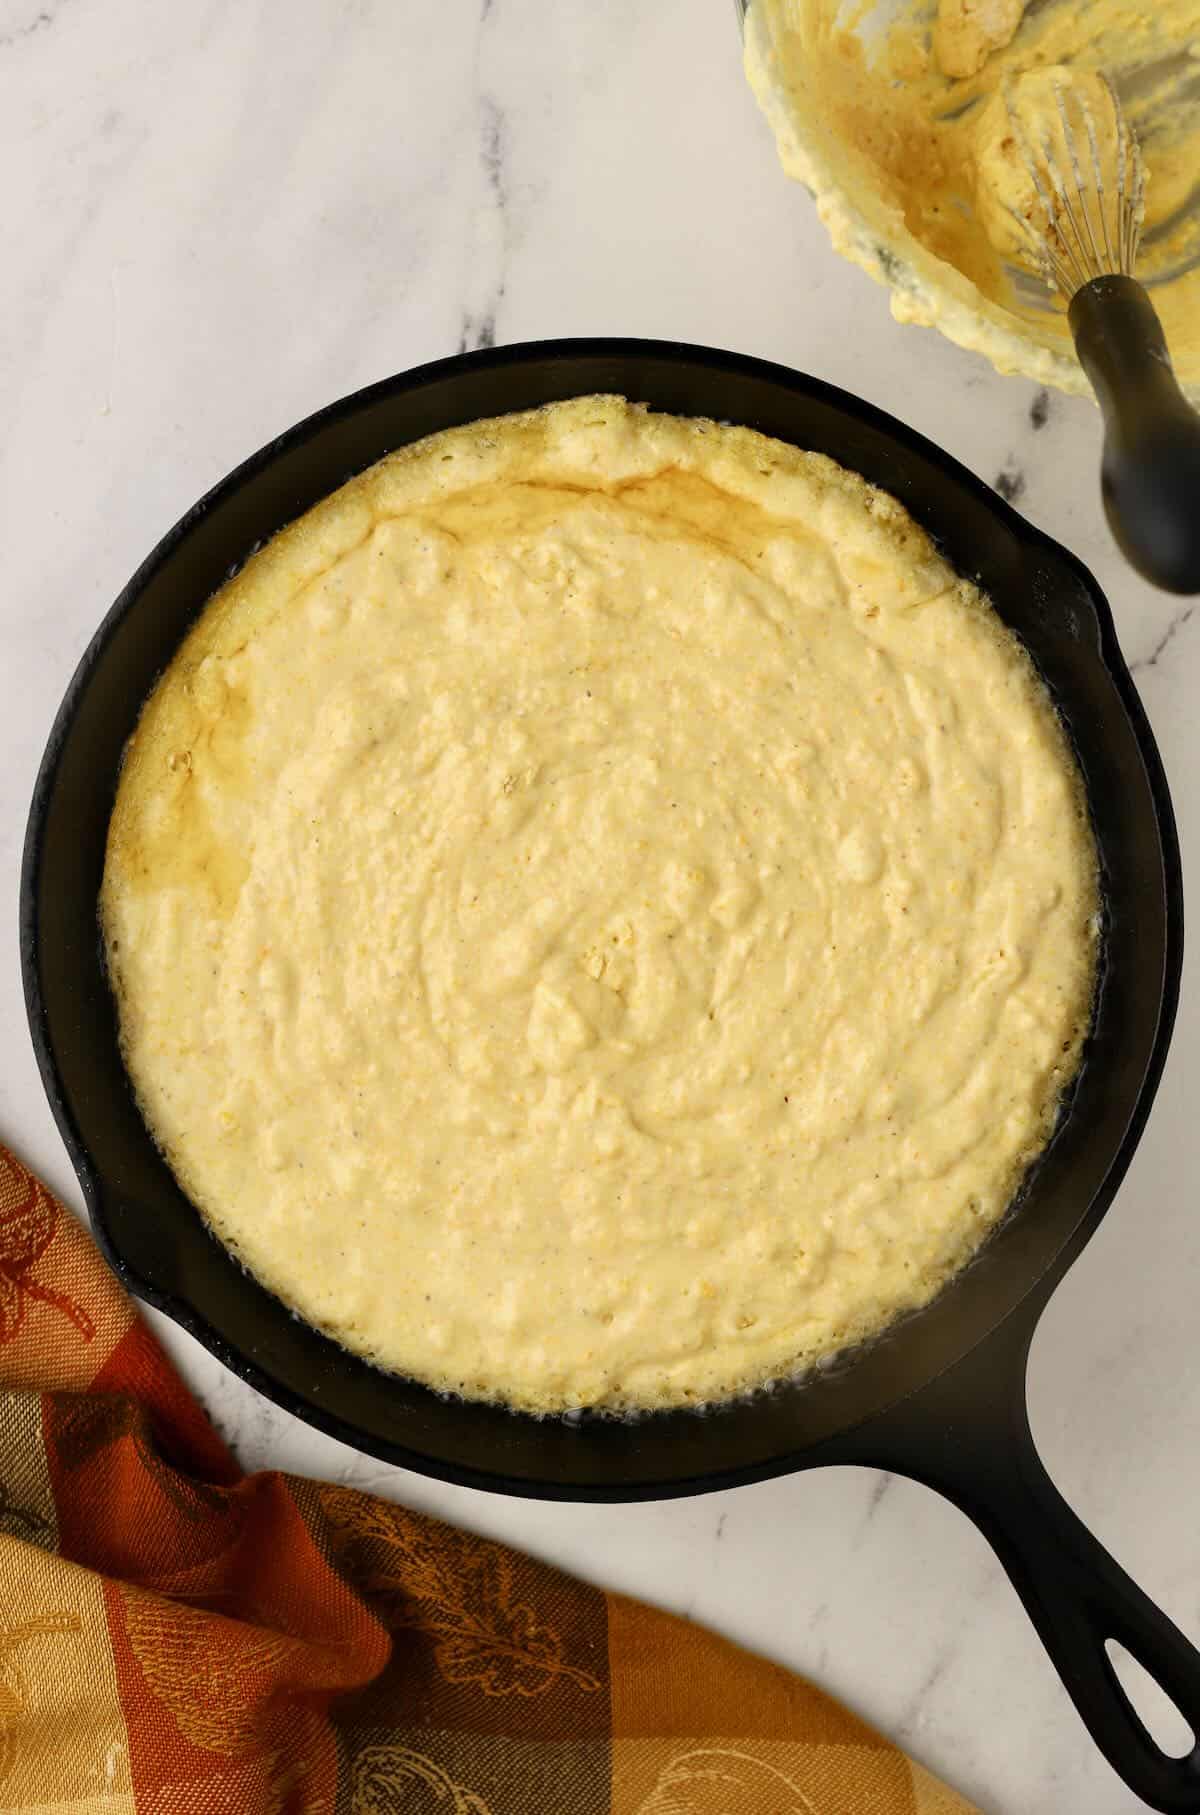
xmin=19 ymin=341 xmax=1198 ymax=1808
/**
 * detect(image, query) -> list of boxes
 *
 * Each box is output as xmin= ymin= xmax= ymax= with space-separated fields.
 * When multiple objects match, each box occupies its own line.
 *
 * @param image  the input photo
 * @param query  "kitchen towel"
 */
xmin=0 ymin=1137 xmax=977 ymax=1813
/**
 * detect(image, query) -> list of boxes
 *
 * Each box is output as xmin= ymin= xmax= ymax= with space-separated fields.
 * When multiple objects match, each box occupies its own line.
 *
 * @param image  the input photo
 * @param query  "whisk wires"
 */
xmin=1004 ymin=71 xmax=1144 ymax=302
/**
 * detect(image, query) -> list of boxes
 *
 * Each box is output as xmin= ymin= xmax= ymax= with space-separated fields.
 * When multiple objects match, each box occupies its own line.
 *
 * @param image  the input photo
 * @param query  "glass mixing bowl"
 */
xmin=738 ymin=0 xmax=1200 ymax=402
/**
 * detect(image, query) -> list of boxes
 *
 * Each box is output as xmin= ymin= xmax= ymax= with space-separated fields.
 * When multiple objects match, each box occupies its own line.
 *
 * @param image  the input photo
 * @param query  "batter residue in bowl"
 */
xmin=745 ymin=0 xmax=1200 ymax=397
xmin=102 ymin=398 xmax=1097 ymax=1413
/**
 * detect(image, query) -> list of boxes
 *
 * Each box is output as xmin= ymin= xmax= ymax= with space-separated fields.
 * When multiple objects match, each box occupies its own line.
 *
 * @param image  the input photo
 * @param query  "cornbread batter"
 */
xmin=934 ymin=0 xmax=1024 ymax=82
xmin=102 ymin=399 xmax=1097 ymax=1413
xmin=971 ymin=69 xmax=1134 ymax=268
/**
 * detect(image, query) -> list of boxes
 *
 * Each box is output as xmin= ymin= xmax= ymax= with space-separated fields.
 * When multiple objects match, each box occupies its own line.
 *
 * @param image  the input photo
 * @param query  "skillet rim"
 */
xmin=18 ymin=336 xmax=1185 ymax=1499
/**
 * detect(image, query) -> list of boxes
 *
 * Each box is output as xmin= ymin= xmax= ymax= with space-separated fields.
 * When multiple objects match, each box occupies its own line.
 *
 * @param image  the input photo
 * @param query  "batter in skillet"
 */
xmin=102 ymin=398 xmax=1097 ymax=1413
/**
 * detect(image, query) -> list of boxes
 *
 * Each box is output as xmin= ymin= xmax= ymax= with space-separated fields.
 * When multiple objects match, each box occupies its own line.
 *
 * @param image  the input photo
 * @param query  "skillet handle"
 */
xmin=847 ymin=1310 xmax=1200 ymax=1812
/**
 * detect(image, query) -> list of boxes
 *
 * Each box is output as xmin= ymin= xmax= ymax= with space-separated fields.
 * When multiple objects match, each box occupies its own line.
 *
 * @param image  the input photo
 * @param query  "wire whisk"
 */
xmin=1004 ymin=70 xmax=1144 ymax=297
xmin=999 ymin=66 xmax=1200 ymax=594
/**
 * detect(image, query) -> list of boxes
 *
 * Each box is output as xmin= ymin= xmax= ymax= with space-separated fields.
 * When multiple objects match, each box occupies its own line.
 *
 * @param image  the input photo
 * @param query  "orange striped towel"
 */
xmin=0 ymin=1137 xmax=977 ymax=1812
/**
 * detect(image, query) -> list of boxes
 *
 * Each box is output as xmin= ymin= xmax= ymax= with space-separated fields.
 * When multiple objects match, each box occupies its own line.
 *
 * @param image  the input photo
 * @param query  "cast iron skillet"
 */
xmin=20 ymin=340 xmax=1198 ymax=1809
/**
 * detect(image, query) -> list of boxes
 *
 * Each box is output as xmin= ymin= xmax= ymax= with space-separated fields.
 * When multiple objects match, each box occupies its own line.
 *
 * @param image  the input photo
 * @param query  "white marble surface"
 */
xmin=2 ymin=2 xmax=1199 ymax=1809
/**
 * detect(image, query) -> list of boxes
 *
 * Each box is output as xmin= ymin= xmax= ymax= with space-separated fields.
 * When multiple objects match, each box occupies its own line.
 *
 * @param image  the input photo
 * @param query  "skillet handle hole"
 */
xmin=1106 ymin=1638 xmax=1198 ymax=1760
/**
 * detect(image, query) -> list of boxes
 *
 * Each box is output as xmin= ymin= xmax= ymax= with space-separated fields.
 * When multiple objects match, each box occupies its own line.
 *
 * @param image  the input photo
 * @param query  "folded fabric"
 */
xmin=0 ymin=1138 xmax=977 ymax=1813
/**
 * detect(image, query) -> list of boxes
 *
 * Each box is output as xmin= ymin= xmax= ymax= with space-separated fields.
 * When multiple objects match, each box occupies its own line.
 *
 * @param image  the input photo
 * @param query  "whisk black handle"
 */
xmin=1070 ymin=273 xmax=1200 ymax=596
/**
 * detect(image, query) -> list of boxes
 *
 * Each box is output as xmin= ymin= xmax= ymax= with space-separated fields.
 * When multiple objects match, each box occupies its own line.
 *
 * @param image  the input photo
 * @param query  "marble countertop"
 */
xmin=4 ymin=3 xmax=1199 ymax=1809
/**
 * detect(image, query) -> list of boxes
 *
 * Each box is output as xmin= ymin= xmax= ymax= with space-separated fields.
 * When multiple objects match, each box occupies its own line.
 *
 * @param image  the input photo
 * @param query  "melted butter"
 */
xmin=111 ymin=659 xmax=252 ymax=918
xmin=102 ymin=398 xmax=1097 ymax=1413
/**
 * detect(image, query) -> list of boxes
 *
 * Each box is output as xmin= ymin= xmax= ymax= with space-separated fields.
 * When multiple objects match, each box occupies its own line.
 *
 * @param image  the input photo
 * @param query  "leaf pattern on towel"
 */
xmin=319 ymin=1485 xmax=600 ymax=1698
xmin=0 ymin=1152 xmax=93 ymax=1347
xmin=120 ymin=1589 xmax=305 ymax=1755
xmin=637 ymin=1747 xmax=820 ymax=1815
xmin=353 ymin=1744 xmax=495 ymax=1814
